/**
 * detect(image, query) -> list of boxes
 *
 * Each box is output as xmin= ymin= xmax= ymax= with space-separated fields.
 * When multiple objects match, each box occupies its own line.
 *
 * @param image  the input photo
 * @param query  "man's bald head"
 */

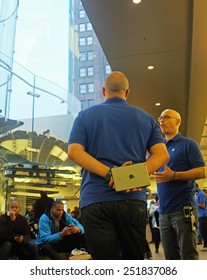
xmin=104 ymin=71 xmax=129 ymax=92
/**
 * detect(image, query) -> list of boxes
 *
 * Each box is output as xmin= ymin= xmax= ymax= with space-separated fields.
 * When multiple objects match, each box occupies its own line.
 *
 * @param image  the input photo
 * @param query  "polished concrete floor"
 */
xmin=147 ymin=241 xmax=207 ymax=260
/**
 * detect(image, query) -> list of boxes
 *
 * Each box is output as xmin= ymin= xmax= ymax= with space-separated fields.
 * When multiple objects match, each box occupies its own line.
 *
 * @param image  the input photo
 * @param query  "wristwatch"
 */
xmin=105 ymin=168 xmax=112 ymax=181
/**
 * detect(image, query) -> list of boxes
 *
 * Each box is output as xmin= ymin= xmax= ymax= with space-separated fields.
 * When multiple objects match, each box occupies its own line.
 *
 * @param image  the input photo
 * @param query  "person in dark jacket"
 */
xmin=33 ymin=191 xmax=54 ymax=229
xmin=35 ymin=200 xmax=87 ymax=260
xmin=0 ymin=200 xmax=38 ymax=259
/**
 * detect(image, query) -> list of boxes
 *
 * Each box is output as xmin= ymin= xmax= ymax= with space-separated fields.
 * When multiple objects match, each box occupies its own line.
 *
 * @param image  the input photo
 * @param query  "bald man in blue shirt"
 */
xmin=68 ymin=71 xmax=169 ymax=260
xmin=154 ymin=109 xmax=206 ymax=260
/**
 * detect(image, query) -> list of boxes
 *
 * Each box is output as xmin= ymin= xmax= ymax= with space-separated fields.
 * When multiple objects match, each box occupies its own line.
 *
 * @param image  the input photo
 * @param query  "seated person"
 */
xmin=35 ymin=200 xmax=86 ymax=260
xmin=0 ymin=199 xmax=39 ymax=260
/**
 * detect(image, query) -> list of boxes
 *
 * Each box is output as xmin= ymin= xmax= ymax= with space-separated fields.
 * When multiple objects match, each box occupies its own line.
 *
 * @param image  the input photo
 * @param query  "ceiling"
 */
xmin=1 ymin=164 xmax=81 ymax=206
xmin=81 ymin=0 xmax=207 ymax=165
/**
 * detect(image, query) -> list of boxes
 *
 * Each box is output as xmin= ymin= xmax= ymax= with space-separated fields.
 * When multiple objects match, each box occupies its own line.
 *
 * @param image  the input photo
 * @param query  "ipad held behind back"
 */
xmin=111 ymin=163 xmax=151 ymax=192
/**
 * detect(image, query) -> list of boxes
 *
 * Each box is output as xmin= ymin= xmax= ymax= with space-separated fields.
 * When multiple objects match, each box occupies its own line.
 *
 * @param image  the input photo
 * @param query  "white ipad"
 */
xmin=111 ymin=162 xmax=151 ymax=192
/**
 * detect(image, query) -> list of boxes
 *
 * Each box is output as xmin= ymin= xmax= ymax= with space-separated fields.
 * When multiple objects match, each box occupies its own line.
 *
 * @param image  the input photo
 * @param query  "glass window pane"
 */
xmin=80 ymin=84 xmax=86 ymax=94
xmin=87 ymin=66 xmax=93 ymax=76
xmin=87 ymin=36 xmax=93 ymax=45
xmin=79 ymin=52 xmax=86 ymax=61
xmin=79 ymin=10 xmax=85 ymax=18
xmin=79 ymin=23 xmax=85 ymax=32
xmin=86 ymin=22 xmax=92 ymax=31
xmin=80 ymin=68 xmax=86 ymax=77
xmin=105 ymin=65 xmax=112 ymax=74
xmin=87 ymin=51 xmax=93 ymax=61
xmin=81 ymin=100 xmax=87 ymax=109
xmin=79 ymin=37 xmax=86 ymax=46
xmin=88 ymin=83 xmax=94 ymax=93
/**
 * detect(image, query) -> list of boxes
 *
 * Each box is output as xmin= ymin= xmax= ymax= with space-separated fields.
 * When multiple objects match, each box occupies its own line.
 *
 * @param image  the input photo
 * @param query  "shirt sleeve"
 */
xmin=68 ymin=112 xmax=87 ymax=147
xmin=66 ymin=213 xmax=84 ymax=235
xmin=187 ymin=139 xmax=206 ymax=168
xmin=37 ymin=215 xmax=64 ymax=245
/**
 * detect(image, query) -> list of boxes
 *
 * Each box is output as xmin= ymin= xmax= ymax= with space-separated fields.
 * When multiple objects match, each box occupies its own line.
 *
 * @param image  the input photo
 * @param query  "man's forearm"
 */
xmin=174 ymin=166 xmax=206 ymax=181
xmin=146 ymin=143 xmax=170 ymax=174
xmin=68 ymin=145 xmax=110 ymax=178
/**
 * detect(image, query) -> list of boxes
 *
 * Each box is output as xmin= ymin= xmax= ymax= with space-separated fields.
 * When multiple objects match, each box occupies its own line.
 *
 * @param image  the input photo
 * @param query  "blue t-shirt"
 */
xmin=196 ymin=189 xmax=207 ymax=217
xmin=68 ymin=98 xmax=165 ymax=208
xmin=157 ymin=133 xmax=205 ymax=214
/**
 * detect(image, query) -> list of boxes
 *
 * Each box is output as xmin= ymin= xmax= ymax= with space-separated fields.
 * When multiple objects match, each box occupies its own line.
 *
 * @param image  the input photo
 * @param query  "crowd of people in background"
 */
xmin=0 ymin=193 xmax=86 ymax=260
xmin=1 ymin=187 xmax=207 ymax=260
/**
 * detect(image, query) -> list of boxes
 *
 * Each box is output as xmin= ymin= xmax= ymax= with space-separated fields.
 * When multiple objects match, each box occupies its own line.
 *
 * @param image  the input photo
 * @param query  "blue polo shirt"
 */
xmin=196 ymin=189 xmax=207 ymax=217
xmin=68 ymin=98 xmax=165 ymax=208
xmin=157 ymin=133 xmax=205 ymax=214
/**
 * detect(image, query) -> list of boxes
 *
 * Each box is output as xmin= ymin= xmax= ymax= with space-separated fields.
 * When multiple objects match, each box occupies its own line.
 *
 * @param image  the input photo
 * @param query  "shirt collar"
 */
xmin=165 ymin=133 xmax=182 ymax=143
xmin=104 ymin=97 xmax=127 ymax=104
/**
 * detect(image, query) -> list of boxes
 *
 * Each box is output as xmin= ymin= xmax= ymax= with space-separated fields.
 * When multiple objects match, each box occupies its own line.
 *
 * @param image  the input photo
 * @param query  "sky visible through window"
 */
xmin=11 ymin=0 xmax=69 ymax=120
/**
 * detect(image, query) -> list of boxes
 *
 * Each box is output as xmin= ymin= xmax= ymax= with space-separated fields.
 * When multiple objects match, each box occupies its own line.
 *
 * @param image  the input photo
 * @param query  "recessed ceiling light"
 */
xmin=147 ymin=65 xmax=154 ymax=70
xmin=155 ymin=103 xmax=161 ymax=106
xmin=133 ymin=0 xmax=141 ymax=4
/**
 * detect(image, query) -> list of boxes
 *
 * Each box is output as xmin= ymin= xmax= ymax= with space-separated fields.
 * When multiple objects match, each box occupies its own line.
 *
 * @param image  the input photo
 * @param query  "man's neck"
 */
xmin=165 ymin=132 xmax=179 ymax=142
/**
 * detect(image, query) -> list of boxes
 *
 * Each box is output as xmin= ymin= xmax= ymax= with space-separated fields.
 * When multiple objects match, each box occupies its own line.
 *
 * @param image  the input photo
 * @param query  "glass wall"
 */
xmin=0 ymin=0 xmax=19 ymax=116
xmin=0 ymin=0 xmax=82 ymax=212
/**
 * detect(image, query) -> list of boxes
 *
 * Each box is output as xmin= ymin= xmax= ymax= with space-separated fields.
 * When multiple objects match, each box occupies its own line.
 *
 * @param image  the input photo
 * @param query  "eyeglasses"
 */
xmin=158 ymin=115 xmax=178 ymax=122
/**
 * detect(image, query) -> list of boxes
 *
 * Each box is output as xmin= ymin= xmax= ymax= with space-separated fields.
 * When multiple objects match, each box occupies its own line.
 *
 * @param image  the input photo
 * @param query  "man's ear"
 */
xmin=102 ymin=87 xmax=106 ymax=97
xmin=125 ymin=88 xmax=130 ymax=99
xmin=176 ymin=118 xmax=181 ymax=127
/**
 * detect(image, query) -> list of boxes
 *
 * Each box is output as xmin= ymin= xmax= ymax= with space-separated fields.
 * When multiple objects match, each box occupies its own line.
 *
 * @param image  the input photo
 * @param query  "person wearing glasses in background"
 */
xmin=153 ymin=109 xmax=206 ymax=260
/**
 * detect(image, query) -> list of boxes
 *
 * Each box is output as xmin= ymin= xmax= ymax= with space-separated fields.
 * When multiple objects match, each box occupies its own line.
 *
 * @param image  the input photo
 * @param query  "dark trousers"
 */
xmin=149 ymin=216 xmax=155 ymax=242
xmin=152 ymin=227 xmax=161 ymax=251
xmin=0 ymin=240 xmax=39 ymax=260
xmin=145 ymin=239 xmax=152 ymax=258
xmin=198 ymin=216 xmax=207 ymax=247
xmin=39 ymin=234 xmax=87 ymax=260
xmin=81 ymin=200 xmax=146 ymax=260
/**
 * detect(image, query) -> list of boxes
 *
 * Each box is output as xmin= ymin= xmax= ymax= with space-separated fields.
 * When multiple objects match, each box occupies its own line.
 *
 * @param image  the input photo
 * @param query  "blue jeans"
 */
xmin=159 ymin=211 xmax=198 ymax=260
xmin=81 ymin=200 xmax=146 ymax=260
xmin=197 ymin=221 xmax=202 ymax=241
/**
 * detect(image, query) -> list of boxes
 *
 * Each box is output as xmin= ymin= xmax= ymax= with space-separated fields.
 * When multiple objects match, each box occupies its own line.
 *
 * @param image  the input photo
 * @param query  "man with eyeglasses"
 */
xmin=153 ymin=109 xmax=206 ymax=260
